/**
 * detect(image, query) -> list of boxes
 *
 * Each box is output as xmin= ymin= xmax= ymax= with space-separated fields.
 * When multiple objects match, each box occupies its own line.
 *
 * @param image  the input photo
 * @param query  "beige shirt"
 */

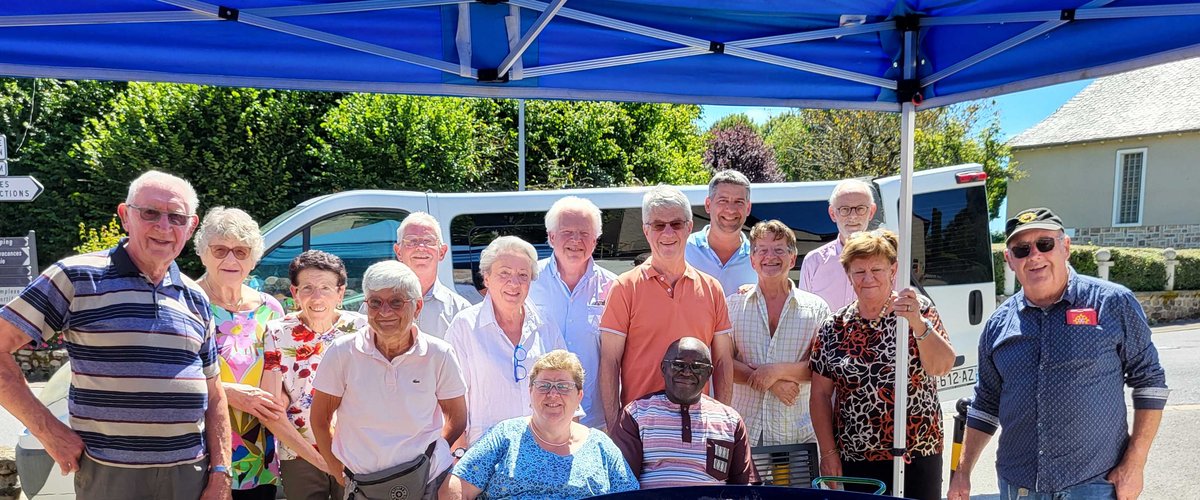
xmin=727 ymin=283 xmax=830 ymax=446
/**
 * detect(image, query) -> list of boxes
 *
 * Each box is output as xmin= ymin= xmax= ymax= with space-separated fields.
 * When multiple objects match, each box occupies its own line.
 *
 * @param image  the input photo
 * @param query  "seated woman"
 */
xmin=808 ymin=229 xmax=956 ymax=500
xmin=441 ymin=350 xmax=639 ymax=499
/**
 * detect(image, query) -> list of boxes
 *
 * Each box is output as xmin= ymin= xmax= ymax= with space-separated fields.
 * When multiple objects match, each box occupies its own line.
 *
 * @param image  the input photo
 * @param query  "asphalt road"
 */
xmin=3 ymin=324 xmax=1198 ymax=499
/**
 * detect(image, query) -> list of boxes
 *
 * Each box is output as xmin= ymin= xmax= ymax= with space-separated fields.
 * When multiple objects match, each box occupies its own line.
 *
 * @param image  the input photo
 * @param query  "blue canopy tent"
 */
xmin=4 ymin=1 xmax=1199 ymax=495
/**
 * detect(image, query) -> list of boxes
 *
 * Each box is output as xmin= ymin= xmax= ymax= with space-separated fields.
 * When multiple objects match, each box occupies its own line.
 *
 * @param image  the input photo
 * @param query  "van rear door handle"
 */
xmin=969 ymin=290 xmax=983 ymax=325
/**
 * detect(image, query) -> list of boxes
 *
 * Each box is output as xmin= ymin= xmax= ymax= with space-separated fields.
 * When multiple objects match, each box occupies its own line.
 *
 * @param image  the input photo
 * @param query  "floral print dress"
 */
xmin=263 ymin=310 xmax=367 ymax=460
xmin=213 ymin=292 xmax=286 ymax=490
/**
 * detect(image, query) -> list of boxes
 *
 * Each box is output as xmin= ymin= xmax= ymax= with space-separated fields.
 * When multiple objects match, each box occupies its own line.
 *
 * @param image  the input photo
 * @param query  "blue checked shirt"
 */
xmin=967 ymin=270 xmax=1169 ymax=492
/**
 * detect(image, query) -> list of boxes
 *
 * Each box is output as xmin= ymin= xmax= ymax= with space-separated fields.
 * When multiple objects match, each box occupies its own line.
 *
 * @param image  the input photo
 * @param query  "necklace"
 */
xmin=201 ymin=280 xmax=245 ymax=311
xmin=529 ymin=419 xmax=572 ymax=447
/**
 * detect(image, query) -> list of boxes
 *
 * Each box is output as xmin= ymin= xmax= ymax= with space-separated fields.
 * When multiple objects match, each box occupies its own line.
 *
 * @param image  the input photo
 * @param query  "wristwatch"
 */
xmin=210 ymin=464 xmax=233 ymax=479
xmin=452 ymin=447 xmax=467 ymax=459
xmin=915 ymin=318 xmax=935 ymax=341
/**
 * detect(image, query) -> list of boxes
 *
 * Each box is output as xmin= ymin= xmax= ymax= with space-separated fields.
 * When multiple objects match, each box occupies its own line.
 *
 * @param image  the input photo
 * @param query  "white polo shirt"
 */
xmin=312 ymin=326 xmax=467 ymax=478
xmin=444 ymin=295 xmax=568 ymax=445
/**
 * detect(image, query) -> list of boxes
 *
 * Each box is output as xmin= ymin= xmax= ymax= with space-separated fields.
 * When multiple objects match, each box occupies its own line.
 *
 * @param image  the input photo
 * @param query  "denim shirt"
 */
xmin=967 ymin=270 xmax=1169 ymax=492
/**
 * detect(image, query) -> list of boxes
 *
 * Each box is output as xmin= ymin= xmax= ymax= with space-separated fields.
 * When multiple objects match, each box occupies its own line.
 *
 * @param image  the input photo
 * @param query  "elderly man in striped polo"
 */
xmin=0 ymin=171 xmax=233 ymax=500
xmin=611 ymin=337 xmax=757 ymax=489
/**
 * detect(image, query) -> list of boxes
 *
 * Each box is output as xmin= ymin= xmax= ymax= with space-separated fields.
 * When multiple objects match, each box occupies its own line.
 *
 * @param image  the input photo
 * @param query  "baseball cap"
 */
xmin=1005 ymin=207 xmax=1064 ymax=244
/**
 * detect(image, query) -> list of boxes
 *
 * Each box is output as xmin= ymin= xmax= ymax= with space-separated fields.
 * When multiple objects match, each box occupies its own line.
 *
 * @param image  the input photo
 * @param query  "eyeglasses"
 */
xmin=365 ymin=297 xmax=413 ymax=311
xmin=665 ymin=360 xmax=713 ymax=373
xmin=531 ymin=380 xmax=578 ymax=395
xmin=1009 ymin=236 xmax=1061 ymax=259
xmin=127 ymin=204 xmax=193 ymax=227
xmin=555 ymin=229 xmax=593 ymax=242
xmin=209 ymin=245 xmax=251 ymax=260
xmin=400 ymin=237 xmax=439 ymax=249
xmin=645 ymin=220 xmax=689 ymax=232
xmin=752 ymin=246 xmax=794 ymax=257
xmin=296 ymin=284 xmax=339 ymax=296
xmin=835 ymin=205 xmax=870 ymax=217
xmin=513 ymin=344 xmax=528 ymax=383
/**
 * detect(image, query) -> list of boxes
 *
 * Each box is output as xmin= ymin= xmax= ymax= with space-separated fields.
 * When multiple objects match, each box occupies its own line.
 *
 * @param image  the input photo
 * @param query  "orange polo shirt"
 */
xmin=600 ymin=263 xmax=734 ymax=406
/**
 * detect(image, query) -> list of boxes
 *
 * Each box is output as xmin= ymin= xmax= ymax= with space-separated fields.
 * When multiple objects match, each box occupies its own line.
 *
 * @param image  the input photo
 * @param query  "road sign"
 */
xmin=0 ymin=176 xmax=42 ymax=202
xmin=0 ymin=231 xmax=36 ymax=291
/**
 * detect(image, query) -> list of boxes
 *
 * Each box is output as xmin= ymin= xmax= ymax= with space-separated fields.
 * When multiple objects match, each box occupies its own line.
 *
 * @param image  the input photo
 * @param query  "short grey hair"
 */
xmin=396 ymin=211 xmax=444 ymax=244
xmin=479 ymin=236 xmax=540 ymax=282
xmin=127 ymin=170 xmax=200 ymax=215
xmin=545 ymin=196 xmax=603 ymax=238
xmin=828 ymin=178 xmax=876 ymax=207
xmin=362 ymin=260 xmax=422 ymax=301
xmin=708 ymin=170 xmax=751 ymax=199
xmin=641 ymin=185 xmax=693 ymax=224
xmin=193 ymin=207 xmax=265 ymax=263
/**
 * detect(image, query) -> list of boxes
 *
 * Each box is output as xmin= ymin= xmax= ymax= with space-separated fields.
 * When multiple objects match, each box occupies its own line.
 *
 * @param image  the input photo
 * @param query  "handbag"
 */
xmin=344 ymin=442 xmax=437 ymax=500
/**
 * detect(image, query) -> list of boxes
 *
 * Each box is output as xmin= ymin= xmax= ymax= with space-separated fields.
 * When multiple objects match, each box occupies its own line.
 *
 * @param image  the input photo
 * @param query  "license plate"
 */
xmin=938 ymin=366 xmax=977 ymax=390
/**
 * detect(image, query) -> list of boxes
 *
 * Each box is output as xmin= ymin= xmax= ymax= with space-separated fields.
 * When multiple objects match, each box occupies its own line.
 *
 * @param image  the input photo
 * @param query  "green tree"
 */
xmin=762 ymin=102 xmax=1018 ymax=218
xmin=76 ymin=83 xmax=341 ymax=274
xmin=0 ymin=79 xmax=125 ymax=267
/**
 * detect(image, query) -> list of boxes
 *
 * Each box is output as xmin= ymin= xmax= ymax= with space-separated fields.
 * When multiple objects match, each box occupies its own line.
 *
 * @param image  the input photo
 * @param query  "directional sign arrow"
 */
xmin=0 ymin=176 xmax=44 ymax=202
xmin=0 ymin=276 xmax=31 ymax=287
xmin=0 ymin=238 xmax=29 ymax=248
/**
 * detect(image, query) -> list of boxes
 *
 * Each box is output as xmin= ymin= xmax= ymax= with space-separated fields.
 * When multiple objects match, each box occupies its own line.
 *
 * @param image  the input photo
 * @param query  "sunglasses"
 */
xmin=1009 ymin=236 xmax=1061 ymax=259
xmin=531 ymin=380 xmax=578 ymax=395
xmin=645 ymin=220 xmax=689 ymax=232
xmin=665 ymin=360 xmax=713 ymax=373
xmin=209 ymin=245 xmax=251 ymax=260
xmin=127 ymin=204 xmax=193 ymax=227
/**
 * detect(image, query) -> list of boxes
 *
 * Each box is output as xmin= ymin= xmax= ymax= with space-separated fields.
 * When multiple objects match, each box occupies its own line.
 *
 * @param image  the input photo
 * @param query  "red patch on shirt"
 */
xmin=1067 ymin=308 xmax=1098 ymax=326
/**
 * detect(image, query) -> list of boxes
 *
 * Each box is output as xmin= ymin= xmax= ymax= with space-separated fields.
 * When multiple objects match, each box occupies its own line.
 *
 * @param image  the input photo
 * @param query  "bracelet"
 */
xmin=821 ymin=448 xmax=839 ymax=457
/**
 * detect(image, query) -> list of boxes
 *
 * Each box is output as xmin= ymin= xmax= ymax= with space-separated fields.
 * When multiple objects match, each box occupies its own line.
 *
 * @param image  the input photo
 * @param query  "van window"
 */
xmin=911 ymin=186 xmax=993 ymax=286
xmin=254 ymin=209 xmax=408 ymax=310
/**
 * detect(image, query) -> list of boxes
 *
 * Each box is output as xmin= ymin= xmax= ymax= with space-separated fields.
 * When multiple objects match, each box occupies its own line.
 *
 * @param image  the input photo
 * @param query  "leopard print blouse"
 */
xmin=809 ymin=297 xmax=949 ymax=462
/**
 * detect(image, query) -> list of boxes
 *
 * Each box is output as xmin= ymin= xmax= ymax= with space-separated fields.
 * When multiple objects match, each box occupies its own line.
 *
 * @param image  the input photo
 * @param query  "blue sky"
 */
xmin=698 ymin=79 xmax=1093 ymax=229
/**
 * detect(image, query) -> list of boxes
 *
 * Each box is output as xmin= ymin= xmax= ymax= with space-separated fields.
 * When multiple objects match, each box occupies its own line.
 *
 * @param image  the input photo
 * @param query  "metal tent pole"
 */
xmin=518 ymin=98 xmax=526 ymax=191
xmin=892 ymin=26 xmax=918 ymax=498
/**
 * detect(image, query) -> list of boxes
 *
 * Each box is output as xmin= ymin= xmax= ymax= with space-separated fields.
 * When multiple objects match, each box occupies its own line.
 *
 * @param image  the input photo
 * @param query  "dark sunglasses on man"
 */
xmin=1009 ymin=236 xmax=1061 ymax=259
xmin=126 ymin=204 xmax=193 ymax=227
xmin=664 ymin=359 xmax=714 ymax=373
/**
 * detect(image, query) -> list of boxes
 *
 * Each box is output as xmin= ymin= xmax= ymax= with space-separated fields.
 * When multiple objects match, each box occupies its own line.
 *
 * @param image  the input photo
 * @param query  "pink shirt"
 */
xmin=798 ymin=239 xmax=856 ymax=311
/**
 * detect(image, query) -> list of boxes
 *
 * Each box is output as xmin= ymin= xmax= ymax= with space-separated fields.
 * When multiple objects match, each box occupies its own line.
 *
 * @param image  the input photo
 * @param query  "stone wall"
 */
xmin=1074 ymin=224 xmax=1200 ymax=249
xmin=0 ymin=446 xmax=18 ymax=500
xmin=997 ymin=290 xmax=1200 ymax=325
xmin=15 ymin=348 xmax=67 ymax=382
xmin=1135 ymin=290 xmax=1200 ymax=324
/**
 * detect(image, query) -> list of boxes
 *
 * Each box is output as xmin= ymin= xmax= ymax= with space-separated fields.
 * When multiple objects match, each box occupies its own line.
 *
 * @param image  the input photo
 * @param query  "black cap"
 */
xmin=1005 ymin=208 xmax=1064 ymax=244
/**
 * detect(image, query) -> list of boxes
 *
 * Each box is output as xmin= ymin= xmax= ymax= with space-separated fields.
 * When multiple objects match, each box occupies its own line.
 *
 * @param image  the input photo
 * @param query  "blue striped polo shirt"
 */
xmin=0 ymin=240 xmax=217 ymax=467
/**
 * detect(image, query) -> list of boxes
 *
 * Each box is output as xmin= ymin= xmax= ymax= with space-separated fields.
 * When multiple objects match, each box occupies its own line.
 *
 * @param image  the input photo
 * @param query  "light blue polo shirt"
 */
xmin=685 ymin=225 xmax=757 ymax=294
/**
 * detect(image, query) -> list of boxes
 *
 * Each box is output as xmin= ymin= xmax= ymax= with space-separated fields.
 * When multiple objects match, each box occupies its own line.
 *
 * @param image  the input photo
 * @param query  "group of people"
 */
xmin=0 ymin=168 xmax=1168 ymax=500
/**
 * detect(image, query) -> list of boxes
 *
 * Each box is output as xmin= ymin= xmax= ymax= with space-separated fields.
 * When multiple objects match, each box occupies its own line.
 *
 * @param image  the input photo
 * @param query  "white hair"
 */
xmin=362 ymin=260 xmax=422 ymax=301
xmin=828 ymin=179 xmax=876 ymax=207
xmin=545 ymin=196 xmax=603 ymax=238
xmin=641 ymin=184 xmax=693 ymax=224
xmin=708 ymin=170 xmax=751 ymax=199
xmin=479 ymin=236 xmax=540 ymax=281
xmin=193 ymin=207 xmax=265 ymax=263
xmin=126 ymin=170 xmax=200 ymax=215
xmin=396 ymin=211 xmax=444 ymax=244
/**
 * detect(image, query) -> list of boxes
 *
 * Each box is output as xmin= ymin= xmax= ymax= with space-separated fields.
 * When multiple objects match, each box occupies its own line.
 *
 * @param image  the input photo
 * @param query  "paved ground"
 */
xmin=4 ymin=323 xmax=1199 ymax=499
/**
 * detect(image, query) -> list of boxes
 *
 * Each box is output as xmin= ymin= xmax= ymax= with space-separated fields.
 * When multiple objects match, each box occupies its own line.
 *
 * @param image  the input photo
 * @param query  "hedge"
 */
xmin=991 ymin=244 xmax=1200 ymax=295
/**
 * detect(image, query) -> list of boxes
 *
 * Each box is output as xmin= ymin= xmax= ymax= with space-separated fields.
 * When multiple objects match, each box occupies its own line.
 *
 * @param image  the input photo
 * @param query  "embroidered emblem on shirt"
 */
xmin=1067 ymin=308 xmax=1098 ymax=325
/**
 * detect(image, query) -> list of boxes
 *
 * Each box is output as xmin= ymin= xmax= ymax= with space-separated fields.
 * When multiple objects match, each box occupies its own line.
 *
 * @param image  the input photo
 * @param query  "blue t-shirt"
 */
xmin=453 ymin=417 xmax=639 ymax=499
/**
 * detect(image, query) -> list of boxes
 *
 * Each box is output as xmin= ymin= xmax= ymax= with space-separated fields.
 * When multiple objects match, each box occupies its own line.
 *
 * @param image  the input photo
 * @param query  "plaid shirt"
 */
xmin=727 ymin=283 xmax=829 ymax=446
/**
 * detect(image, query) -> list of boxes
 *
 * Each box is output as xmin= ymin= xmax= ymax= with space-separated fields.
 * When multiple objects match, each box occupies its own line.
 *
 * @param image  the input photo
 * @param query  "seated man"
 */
xmin=611 ymin=337 xmax=757 ymax=489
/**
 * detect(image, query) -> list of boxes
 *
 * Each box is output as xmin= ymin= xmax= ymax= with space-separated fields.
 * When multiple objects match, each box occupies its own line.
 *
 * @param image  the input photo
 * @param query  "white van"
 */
xmin=255 ymin=163 xmax=994 ymax=398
